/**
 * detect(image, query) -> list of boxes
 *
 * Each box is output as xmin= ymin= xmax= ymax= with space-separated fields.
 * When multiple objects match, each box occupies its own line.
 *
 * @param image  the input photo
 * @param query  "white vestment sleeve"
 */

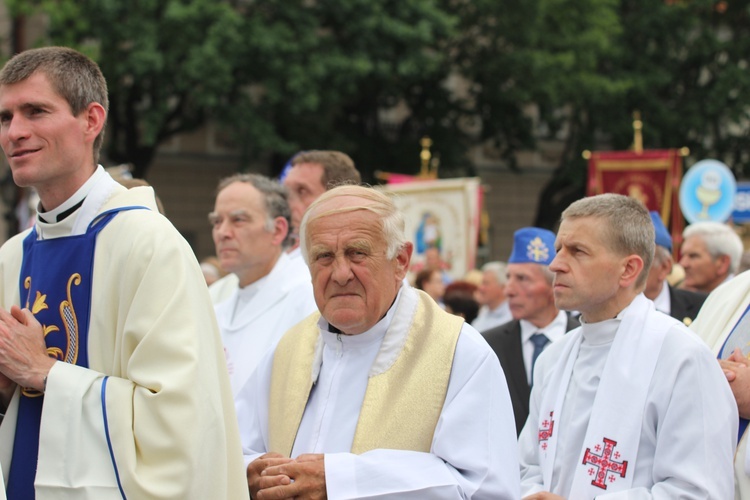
xmin=324 ymin=328 xmax=520 ymax=500
xmin=93 ymin=212 xmax=247 ymax=499
xmin=637 ymin=331 xmax=737 ymax=499
xmin=237 ymin=348 xmax=275 ymax=467
xmin=1 ymin=205 xmax=249 ymax=499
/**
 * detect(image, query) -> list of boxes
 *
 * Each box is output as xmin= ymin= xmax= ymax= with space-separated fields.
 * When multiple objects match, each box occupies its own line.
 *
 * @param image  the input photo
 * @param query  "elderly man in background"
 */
xmin=519 ymin=194 xmax=736 ymax=499
xmin=210 ymin=174 xmax=317 ymax=396
xmin=483 ymin=227 xmax=579 ymax=436
xmin=679 ymin=221 xmax=743 ymax=294
xmin=472 ymin=261 xmax=511 ymax=332
xmin=209 ymin=150 xmax=360 ymax=304
xmin=236 ymin=185 xmax=520 ymax=499
xmin=644 ymin=212 xmax=707 ymax=325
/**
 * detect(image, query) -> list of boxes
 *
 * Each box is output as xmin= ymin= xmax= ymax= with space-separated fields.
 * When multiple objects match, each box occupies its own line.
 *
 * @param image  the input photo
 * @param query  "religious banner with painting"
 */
xmin=379 ymin=178 xmax=482 ymax=282
xmin=587 ymin=149 xmax=684 ymax=256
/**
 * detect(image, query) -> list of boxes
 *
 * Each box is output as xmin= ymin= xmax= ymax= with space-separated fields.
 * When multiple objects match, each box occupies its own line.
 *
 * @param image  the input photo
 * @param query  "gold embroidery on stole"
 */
xmin=20 ymin=273 xmax=81 ymax=397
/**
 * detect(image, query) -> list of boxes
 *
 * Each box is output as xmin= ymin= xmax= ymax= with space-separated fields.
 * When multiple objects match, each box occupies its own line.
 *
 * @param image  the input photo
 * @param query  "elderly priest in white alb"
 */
xmin=236 ymin=185 xmax=520 ymax=499
xmin=519 ymin=194 xmax=737 ymax=500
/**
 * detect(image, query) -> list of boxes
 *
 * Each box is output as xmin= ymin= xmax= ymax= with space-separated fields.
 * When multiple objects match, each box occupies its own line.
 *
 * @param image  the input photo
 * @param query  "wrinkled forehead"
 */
xmin=308 ymin=195 xmax=380 ymax=223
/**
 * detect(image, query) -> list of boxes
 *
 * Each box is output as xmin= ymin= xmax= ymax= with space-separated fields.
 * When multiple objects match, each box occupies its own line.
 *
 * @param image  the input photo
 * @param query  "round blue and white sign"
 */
xmin=679 ymin=159 xmax=736 ymax=223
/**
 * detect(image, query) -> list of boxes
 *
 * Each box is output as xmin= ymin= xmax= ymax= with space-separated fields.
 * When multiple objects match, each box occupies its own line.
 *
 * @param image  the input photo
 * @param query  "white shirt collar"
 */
xmin=651 ymin=280 xmax=671 ymax=314
xmin=311 ymin=284 xmax=407 ymax=383
xmin=520 ymin=310 xmax=569 ymax=344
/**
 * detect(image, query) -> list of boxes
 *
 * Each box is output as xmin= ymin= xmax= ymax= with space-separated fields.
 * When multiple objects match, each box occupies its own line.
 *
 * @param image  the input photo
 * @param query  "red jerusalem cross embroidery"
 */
xmin=582 ymin=437 xmax=628 ymax=490
xmin=538 ymin=412 xmax=554 ymax=450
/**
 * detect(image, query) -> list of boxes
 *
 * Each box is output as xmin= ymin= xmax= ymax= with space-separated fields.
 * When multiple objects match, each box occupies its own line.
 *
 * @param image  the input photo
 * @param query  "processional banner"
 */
xmin=379 ymin=177 xmax=482 ymax=281
xmin=587 ymin=149 xmax=684 ymax=256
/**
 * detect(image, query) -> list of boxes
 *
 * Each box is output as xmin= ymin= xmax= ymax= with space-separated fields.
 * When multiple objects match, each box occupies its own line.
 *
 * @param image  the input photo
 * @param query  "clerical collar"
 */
xmin=652 ymin=280 xmax=670 ymax=314
xmin=37 ymin=166 xmax=102 ymax=224
xmin=579 ymin=307 xmax=625 ymax=346
xmin=46 ymin=198 xmax=85 ymax=222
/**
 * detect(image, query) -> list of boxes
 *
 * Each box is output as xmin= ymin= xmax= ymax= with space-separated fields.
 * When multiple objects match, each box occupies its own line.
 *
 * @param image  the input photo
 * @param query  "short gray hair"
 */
xmin=216 ymin=173 xmax=292 ymax=247
xmin=299 ymin=185 xmax=407 ymax=265
xmin=683 ymin=221 xmax=744 ymax=274
xmin=481 ymin=261 xmax=508 ymax=286
xmin=562 ymin=194 xmax=654 ymax=288
xmin=653 ymin=245 xmax=673 ymax=267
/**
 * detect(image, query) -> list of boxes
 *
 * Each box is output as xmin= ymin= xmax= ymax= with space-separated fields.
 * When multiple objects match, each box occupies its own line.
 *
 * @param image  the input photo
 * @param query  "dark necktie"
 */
xmin=529 ymin=332 xmax=550 ymax=384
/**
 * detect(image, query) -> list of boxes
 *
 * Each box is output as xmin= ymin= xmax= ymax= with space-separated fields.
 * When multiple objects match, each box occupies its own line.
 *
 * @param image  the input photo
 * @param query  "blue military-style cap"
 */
xmin=649 ymin=211 xmax=672 ymax=252
xmin=508 ymin=227 xmax=556 ymax=265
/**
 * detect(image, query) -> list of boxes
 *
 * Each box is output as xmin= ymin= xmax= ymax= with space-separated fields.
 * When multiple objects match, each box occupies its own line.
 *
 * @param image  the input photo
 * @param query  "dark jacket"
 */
xmin=482 ymin=315 xmax=580 ymax=435
xmin=668 ymin=285 xmax=707 ymax=326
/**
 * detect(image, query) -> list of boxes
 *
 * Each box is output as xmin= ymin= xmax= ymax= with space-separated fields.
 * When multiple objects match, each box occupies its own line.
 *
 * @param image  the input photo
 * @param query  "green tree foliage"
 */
xmin=229 ymin=0 xmax=459 ymax=178
xmin=7 ymin=0 xmax=245 ymax=177
xmin=6 ymin=0 xmax=750 ymax=208
xmin=611 ymin=0 xmax=750 ymax=176
xmin=531 ymin=0 xmax=750 ymax=226
xmin=7 ymin=0 xmax=458 ymax=179
xmin=447 ymin=0 xmax=628 ymax=226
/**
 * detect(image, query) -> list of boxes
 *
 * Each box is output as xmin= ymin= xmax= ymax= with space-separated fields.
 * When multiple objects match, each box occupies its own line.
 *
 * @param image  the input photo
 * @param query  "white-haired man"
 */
xmin=472 ymin=261 xmax=511 ymax=332
xmin=236 ymin=185 xmax=520 ymax=499
xmin=644 ymin=211 xmax=707 ymax=325
xmin=679 ymin=221 xmax=743 ymax=294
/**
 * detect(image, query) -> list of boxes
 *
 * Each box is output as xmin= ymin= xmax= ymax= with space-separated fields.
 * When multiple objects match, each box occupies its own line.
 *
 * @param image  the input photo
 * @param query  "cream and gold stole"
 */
xmin=268 ymin=288 xmax=463 ymax=457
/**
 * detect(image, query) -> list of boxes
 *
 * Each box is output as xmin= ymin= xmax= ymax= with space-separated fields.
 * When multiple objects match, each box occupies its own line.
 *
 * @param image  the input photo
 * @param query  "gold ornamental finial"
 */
xmin=420 ymin=136 xmax=432 ymax=177
xmin=633 ymin=110 xmax=643 ymax=154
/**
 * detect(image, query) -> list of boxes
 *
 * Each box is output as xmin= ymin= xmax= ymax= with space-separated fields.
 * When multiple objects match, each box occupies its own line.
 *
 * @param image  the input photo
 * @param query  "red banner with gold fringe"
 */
xmin=587 ymin=149 xmax=684 ymax=255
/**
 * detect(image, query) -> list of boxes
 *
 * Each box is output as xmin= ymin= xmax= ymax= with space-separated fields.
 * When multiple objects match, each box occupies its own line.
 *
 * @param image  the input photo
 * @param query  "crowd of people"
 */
xmin=1 ymin=46 xmax=750 ymax=499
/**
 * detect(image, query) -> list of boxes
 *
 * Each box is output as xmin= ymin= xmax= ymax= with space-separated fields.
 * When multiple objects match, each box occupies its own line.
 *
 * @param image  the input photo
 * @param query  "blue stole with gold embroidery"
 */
xmin=718 ymin=302 xmax=750 ymax=443
xmin=6 ymin=207 xmax=136 ymax=498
